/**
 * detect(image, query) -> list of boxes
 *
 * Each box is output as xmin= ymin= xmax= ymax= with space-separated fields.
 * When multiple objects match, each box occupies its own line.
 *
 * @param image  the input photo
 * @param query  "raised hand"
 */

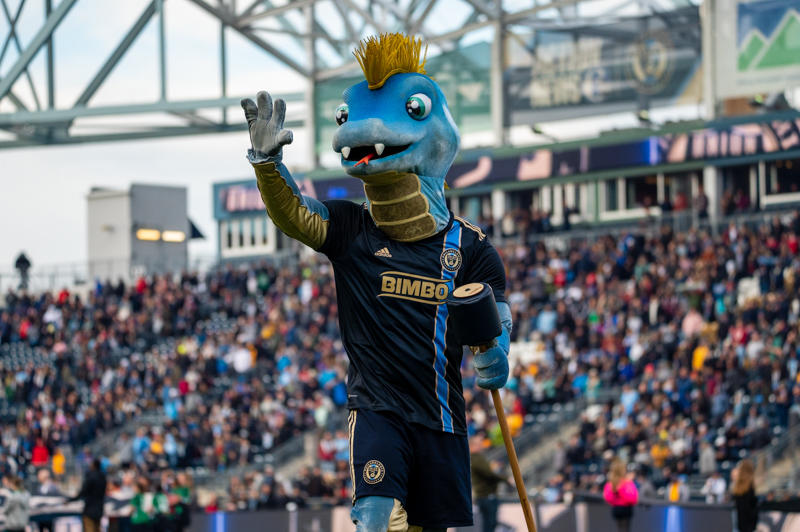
xmin=241 ymin=91 xmax=294 ymax=163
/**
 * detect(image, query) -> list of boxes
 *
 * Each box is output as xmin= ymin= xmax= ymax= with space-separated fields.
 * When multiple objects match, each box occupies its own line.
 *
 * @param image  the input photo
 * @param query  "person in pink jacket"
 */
xmin=603 ymin=459 xmax=639 ymax=532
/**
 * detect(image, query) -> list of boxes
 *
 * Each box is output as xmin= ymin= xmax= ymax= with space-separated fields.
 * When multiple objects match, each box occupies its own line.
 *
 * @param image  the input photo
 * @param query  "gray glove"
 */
xmin=241 ymin=91 xmax=293 ymax=164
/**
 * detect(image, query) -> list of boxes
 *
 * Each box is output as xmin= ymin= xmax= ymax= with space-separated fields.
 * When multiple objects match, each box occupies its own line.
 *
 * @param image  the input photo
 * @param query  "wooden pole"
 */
xmin=490 ymin=387 xmax=537 ymax=532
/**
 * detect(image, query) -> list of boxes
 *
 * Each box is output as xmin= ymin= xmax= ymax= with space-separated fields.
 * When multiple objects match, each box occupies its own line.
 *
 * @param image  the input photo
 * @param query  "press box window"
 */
xmin=605 ymin=180 xmax=618 ymax=211
xmin=767 ymin=159 xmax=800 ymax=195
xmin=626 ymin=175 xmax=658 ymax=208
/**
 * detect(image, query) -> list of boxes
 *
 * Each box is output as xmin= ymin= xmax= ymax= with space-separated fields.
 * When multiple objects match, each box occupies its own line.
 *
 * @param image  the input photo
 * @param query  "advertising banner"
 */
xmin=715 ymin=0 xmax=800 ymax=98
xmin=506 ymin=6 xmax=703 ymax=124
xmin=298 ymin=117 xmax=800 ymax=201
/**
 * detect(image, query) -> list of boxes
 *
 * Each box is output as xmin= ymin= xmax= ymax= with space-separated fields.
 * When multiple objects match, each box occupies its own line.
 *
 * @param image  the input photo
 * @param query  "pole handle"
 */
xmin=490 ymin=388 xmax=537 ymax=532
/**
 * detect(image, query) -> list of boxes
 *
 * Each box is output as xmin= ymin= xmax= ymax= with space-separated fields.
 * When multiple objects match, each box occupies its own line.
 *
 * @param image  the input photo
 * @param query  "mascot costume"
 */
xmin=242 ymin=33 xmax=512 ymax=532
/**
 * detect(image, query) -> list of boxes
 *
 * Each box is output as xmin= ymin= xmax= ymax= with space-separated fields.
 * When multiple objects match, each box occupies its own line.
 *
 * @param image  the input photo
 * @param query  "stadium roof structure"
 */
xmin=0 ymin=0 xmax=697 ymax=153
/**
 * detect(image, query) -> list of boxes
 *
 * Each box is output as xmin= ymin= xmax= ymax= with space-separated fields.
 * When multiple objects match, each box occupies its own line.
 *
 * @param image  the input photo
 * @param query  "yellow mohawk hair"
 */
xmin=353 ymin=33 xmax=429 ymax=90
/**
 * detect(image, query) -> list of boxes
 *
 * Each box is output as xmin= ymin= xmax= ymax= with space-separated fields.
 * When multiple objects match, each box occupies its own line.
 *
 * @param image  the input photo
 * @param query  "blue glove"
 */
xmin=471 ymin=302 xmax=512 ymax=390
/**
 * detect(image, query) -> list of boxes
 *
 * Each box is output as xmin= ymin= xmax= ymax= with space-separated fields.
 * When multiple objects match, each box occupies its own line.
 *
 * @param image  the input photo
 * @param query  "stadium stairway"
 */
xmin=192 ymin=409 xmax=348 ymax=494
xmin=492 ymin=388 xmax=622 ymax=494
xmin=677 ymin=424 xmax=800 ymax=500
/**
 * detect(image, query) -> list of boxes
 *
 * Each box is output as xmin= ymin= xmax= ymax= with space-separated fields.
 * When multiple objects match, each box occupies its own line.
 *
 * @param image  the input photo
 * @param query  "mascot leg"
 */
xmin=351 ymin=496 xmax=408 ymax=532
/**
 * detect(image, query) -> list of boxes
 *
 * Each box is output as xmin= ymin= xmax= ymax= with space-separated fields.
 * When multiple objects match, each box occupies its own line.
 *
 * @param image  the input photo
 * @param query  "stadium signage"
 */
xmin=715 ymin=0 xmax=800 ymax=98
xmin=222 ymin=184 xmax=263 ymax=213
xmin=287 ymin=117 xmax=800 ymax=203
xmin=505 ymin=6 xmax=702 ymax=124
xmin=315 ymin=8 xmax=701 ymax=154
xmin=213 ymin=174 xmax=306 ymax=220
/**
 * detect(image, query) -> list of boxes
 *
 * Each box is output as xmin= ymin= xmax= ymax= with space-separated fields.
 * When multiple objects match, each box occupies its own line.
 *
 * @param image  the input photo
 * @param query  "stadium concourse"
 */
xmin=0 ymin=210 xmax=800 ymax=510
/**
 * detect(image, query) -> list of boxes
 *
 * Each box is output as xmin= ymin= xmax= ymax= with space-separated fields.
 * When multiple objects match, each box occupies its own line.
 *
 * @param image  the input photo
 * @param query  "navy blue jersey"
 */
xmin=317 ymin=200 xmax=507 ymax=435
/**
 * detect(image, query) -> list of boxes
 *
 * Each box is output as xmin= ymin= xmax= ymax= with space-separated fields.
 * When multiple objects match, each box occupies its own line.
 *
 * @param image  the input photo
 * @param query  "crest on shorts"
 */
xmin=363 ymin=460 xmax=385 ymax=484
xmin=440 ymin=248 xmax=462 ymax=272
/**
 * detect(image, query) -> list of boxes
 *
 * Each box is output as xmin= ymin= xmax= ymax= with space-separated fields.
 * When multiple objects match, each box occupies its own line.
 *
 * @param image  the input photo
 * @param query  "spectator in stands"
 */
xmin=52 ymin=448 xmax=66 ymax=479
xmin=130 ymin=478 xmax=152 ymax=532
xmin=665 ymin=474 xmax=689 ymax=503
xmin=0 ymin=476 xmax=30 ymax=532
xmin=170 ymin=472 xmax=193 ymax=532
xmin=693 ymin=184 xmax=709 ymax=219
xmin=36 ymin=470 xmax=60 ymax=532
xmin=702 ymin=470 xmax=727 ymax=504
xmin=151 ymin=484 xmax=170 ymax=532
xmin=6 ymin=207 xmax=800 ymax=508
xmin=317 ymin=432 xmax=336 ymax=473
xmin=698 ymin=441 xmax=717 ymax=476
xmin=31 ymin=438 xmax=49 ymax=467
xmin=603 ymin=458 xmax=638 ymax=532
xmin=634 ymin=471 xmax=655 ymax=499
xmin=71 ymin=459 xmax=108 ymax=532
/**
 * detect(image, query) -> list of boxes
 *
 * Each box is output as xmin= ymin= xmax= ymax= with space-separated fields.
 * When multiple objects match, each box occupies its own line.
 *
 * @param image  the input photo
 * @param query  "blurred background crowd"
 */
xmin=0 ymin=209 xmax=799 ymax=515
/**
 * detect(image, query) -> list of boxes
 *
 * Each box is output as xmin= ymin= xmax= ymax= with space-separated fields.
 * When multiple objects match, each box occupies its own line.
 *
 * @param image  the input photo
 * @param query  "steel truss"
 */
xmin=0 ymin=0 xmax=688 ymax=151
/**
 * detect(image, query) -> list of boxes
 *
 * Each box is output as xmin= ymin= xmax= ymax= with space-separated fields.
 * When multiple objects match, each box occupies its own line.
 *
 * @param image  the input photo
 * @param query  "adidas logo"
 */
xmin=374 ymin=247 xmax=392 ymax=258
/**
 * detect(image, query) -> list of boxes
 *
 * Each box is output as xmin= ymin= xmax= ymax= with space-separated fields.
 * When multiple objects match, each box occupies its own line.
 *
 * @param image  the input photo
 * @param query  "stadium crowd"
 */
xmin=0 ymin=261 xmax=348 ymax=481
xmin=531 ymin=210 xmax=800 ymax=503
xmin=0 ymin=207 xmax=799 ymax=509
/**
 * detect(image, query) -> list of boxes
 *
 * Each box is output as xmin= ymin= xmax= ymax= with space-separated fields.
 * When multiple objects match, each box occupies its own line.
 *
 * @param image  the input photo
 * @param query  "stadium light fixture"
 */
xmin=136 ymin=229 xmax=161 ymax=241
xmin=162 ymin=231 xmax=186 ymax=242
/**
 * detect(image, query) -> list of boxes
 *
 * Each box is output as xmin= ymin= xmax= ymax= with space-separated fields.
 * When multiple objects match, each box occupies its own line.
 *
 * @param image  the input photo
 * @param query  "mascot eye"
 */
xmin=335 ymin=104 xmax=349 ymax=126
xmin=406 ymin=94 xmax=432 ymax=120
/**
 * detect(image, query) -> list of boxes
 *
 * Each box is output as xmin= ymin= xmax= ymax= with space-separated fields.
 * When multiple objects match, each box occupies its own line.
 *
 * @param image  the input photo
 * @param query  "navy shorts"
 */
xmin=348 ymin=409 xmax=473 ymax=529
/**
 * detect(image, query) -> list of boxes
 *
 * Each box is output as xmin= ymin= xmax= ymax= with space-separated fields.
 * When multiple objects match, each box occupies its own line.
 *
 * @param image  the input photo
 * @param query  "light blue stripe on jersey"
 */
xmin=432 ymin=220 xmax=462 ymax=433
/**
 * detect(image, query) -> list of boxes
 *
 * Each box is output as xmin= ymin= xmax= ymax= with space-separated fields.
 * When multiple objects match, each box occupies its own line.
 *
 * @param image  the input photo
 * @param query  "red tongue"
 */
xmin=355 ymin=153 xmax=374 ymax=167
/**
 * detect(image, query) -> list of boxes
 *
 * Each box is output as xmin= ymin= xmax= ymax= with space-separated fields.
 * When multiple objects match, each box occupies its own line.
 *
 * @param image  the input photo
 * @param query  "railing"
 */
xmin=749 ymin=422 xmax=800 ymax=491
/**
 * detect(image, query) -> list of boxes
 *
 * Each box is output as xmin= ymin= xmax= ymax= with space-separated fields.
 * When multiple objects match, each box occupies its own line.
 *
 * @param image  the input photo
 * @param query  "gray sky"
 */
xmin=0 ymin=0 xmax=313 ymax=270
xmin=0 ymin=129 xmax=311 ymax=269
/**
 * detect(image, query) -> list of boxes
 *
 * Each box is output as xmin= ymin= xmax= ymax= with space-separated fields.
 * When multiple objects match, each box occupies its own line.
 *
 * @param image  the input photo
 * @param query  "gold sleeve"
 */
xmin=252 ymin=162 xmax=329 ymax=250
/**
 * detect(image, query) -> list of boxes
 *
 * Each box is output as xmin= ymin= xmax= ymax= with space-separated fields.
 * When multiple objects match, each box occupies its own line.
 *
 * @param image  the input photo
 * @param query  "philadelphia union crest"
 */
xmin=440 ymin=248 xmax=462 ymax=272
xmin=364 ymin=460 xmax=385 ymax=484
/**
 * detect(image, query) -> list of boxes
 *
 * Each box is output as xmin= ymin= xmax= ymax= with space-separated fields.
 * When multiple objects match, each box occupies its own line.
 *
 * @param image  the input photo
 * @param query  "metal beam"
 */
xmin=1 ymin=0 xmax=41 ymax=110
xmin=0 ymin=0 xmax=79 ymax=103
xmin=74 ymin=1 xmax=156 ymax=107
xmin=0 ymin=119 xmax=304 ymax=148
xmin=240 ymin=0 xmax=266 ymax=17
xmin=238 ymin=0 xmax=317 ymax=24
xmin=0 ymin=0 xmax=25 ymax=68
xmin=368 ymin=0 xmax=407 ymax=21
xmin=6 ymin=91 xmax=28 ymax=111
xmin=186 ymin=0 xmax=310 ymax=76
xmin=0 ymin=94 xmax=304 ymax=126
xmin=249 ymin=0 xmax=343 ymax=65
xmin=45 ymin=0 xmax=54 ymax=109
xmin=157 ymin=0 xmax=167 ymax=100
xmin=339 ymin=0 xmax=385 ymax=33
xmin=462 ymin=0 xmax=496 ymax=19
xmin=408 ymin=0 xmax=439 ymax=37
xmin=330 ymin=0 xmax=359 ymax=44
